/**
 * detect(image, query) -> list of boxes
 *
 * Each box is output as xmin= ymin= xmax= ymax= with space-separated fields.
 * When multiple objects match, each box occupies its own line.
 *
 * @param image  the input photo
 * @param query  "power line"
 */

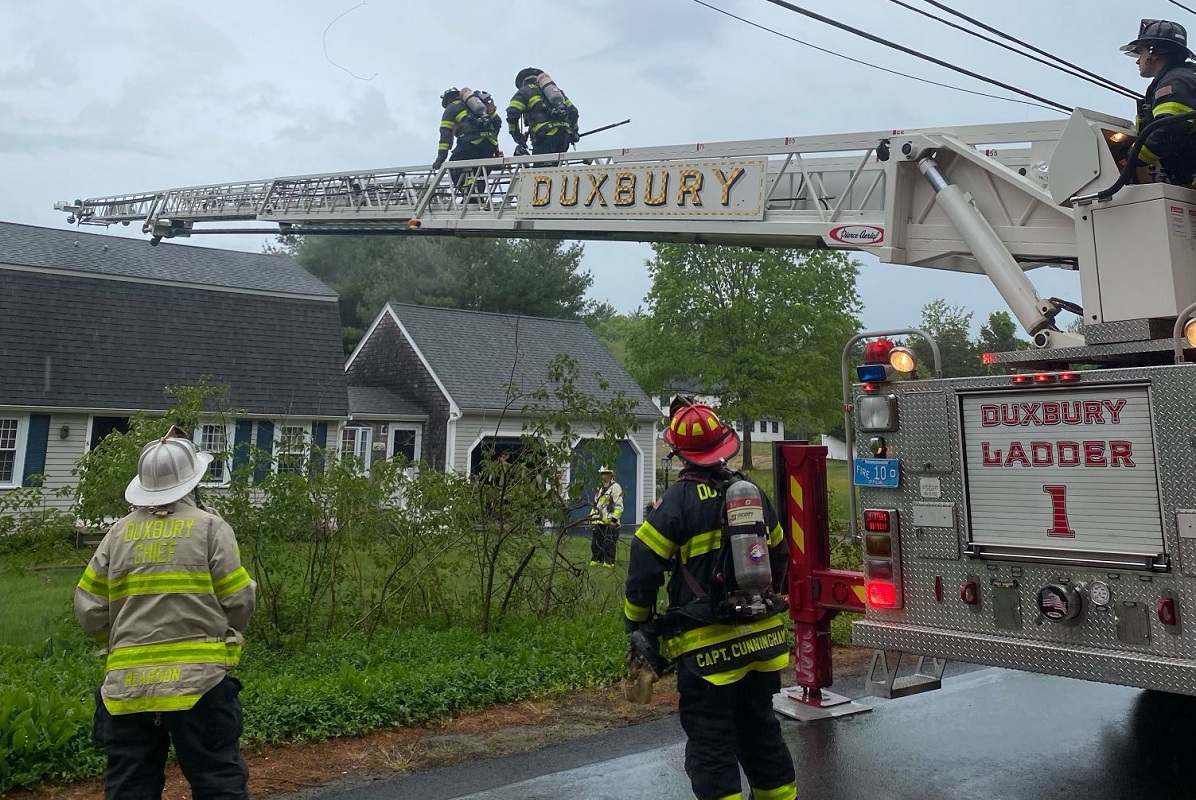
xmin=690 ymin=0 xmax=1062 ymax=112
xmin=759 ymin=0 xmax=1071 ymax=113
xmin=883 ymin=0 xmax=1137 ymax=99
xmin=919 ymin=0 xmax=1135 ymax=96
xmin=1169 ymin=0 xmax=1196 ymax=17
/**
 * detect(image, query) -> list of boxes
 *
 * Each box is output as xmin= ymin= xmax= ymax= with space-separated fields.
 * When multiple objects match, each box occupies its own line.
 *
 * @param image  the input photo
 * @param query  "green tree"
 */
xmin=628 ymin=245 xmax=860 ymax=469
xmin=275 ymin=236 xmax=593 ymax=353
xmin=587 ymin=308 xmax=648 ymax=369
xmin=978 ymin=310 xmax=1028 ymax=355
xmin=910 ymin=299 xmax=981 ymax=378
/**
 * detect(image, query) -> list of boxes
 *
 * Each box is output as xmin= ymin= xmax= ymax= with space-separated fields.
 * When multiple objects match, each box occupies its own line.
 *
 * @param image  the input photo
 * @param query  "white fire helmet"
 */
xmin=125 ymin=434 xmax=214 ymax=507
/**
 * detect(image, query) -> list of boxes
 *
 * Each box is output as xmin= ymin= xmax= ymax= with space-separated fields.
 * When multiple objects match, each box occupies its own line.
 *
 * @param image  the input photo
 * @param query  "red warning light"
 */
xmin=867 ymin=581 xmax=899 ymax=608
xmin=1011 ymin=374 xmax=1032 ymax=384
xmin=1058 ymin=371 xmax=1081 ymax=382
xmin=1034 ymin=373 xmax=1055 ymax=384
xmin=981 ymin=352 xmax=996 ymax=365
xmin=863 ymin=339 xmax=895 ymax=364
xmin=863 ymin=510 xmax=891 ymax=532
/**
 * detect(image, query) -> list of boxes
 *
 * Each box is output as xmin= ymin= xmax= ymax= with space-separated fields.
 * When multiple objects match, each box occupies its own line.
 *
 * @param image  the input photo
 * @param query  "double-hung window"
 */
xmin=193 ymin=422 xmax=234 ymax=486
xmin=275 ymin=424 xmax=310 ymax=475
xmin=0 ymin=417 xmax=26 ymax=488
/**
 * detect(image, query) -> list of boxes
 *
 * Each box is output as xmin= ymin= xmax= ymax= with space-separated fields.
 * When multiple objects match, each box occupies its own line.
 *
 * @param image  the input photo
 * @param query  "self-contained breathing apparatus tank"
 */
xmin=460 ymin=87 xmax=496 ymax=123
xmin=534 ymin=73 xmax=569 ymax=120
xmin=721 ymin=479 xmax=774 ymax=620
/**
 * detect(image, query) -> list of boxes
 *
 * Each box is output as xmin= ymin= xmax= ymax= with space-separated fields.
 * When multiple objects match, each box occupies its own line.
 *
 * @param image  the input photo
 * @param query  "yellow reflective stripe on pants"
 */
xmin=662 ymin=615 xmax=785 ymax=659
xmin=213 ymin=567 xmax=252 ymax=599
xmin=635 ymin=521 xmax=677 ymax=559
xmin=107 ymin=571 xmax=214 ymax=600
xmin=624 ymin=597 xmax=651 ymax=623
xmin=78 ymin=567 xmax=108 ymax=596
xmin=752 ymin=780 xmax=798 ymax=800
xmin=104 ymin=693 xmax=204 ymax=714
xmin=107 ymin=640 xmax=241 ymax=670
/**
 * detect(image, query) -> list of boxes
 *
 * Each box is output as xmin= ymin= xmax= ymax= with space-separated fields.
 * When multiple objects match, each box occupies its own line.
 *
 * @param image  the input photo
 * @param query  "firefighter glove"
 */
xmin=514 ymin=143 xmax=530 ymax=157
xmin=432 ymin=154 xmax=446 ymax=169
xmin=570 ymin=130 xmax=580 ymax=144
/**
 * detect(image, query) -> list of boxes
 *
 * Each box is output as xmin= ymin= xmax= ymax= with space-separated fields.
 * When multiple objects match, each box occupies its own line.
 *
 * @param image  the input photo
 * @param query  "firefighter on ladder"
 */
xmin=1123 ymin=19 xmax=1196 ymax=186
xmin=75 ymin=431 xmax=256 ymax=800
xmin=433 ymin=87 xmax=501 ymax=200
xmin=506 ymin=68 xmax=580 ymax=156
xmin=624 ymin=398 xmax=797 ymax=800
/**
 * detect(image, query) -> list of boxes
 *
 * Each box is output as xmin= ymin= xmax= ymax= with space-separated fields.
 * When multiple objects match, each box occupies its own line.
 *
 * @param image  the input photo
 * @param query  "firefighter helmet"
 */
xmin=599 ymin=465 xmax=614 ymax=474
xmin=515 ymin=67 xmax=543 ymax=89
xmin=125 ymin=433 xmax=214 ymax=507
xmin=440 ymin=87 xmax=461 ymax=107
xmin=1121 ymin=19 xmax=1194 ymax=58
xmin=664 ymin=400 xmax=740 ymax=466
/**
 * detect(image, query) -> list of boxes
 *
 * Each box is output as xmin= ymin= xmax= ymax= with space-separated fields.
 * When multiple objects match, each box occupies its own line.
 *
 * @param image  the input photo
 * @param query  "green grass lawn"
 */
xmin=0 ymin=567 xmax=78 ymax=648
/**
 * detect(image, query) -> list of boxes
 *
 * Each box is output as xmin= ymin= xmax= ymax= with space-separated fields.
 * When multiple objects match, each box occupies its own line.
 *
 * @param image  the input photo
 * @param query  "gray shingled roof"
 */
xmin=347 ymin=387 xmax=428 ymax=418
xmin=0 ymin=221 xmax=335 ymax=297
xmin=388 ymin=303 xmax=660 ymax=417
xmin=1 ymin=256 xmax=347 ymax=417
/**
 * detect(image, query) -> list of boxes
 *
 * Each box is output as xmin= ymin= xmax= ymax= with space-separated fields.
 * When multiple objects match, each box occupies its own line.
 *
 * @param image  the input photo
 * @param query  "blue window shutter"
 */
xmin=232 ymin=420 xmax=253 ymax=481
xmin=254 ymin=421 xmax=274 ymax=483
xmin=22 ymin=414 xmax=50 ymax=487
xmin=311 ymin=422 xmax=328 ymax=475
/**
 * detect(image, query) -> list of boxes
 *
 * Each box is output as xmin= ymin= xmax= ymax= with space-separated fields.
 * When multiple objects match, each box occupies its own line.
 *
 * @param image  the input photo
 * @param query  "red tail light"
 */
xmin=864 ymin=510 xmax=891 ymax=532
xmin=1159 ymin=597 xmax=1178 ymax=626
xmin=1058 ymin=371 xmax=1081 ymax=382
xmin=867 ymin=581 xmax=899 ymax=608
xmin=1011 ymin=374 xmax=1032 ymax=384
xmin=1034 ymin=373 xmax=1055 ymax=384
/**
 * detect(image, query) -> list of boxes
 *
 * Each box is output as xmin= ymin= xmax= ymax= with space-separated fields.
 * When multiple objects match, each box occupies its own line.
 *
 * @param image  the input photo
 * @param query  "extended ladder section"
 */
xmin=57 ymin=109 xmax=1143 ymax=345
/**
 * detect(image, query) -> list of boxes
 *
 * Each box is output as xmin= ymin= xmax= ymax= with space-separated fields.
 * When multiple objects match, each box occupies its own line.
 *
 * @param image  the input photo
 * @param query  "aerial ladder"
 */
xmin=60 ymin=106 xmax=1196 ymax=357
xmin=55 ymin=107 xmax=1196 ymax=705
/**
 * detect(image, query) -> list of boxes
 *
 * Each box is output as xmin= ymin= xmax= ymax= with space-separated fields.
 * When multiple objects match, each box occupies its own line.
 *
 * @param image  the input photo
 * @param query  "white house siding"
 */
xmin=41 ymin=414 xmax=89 ymax=510
xmin=451 ymin=412 xmax=657 ymax=525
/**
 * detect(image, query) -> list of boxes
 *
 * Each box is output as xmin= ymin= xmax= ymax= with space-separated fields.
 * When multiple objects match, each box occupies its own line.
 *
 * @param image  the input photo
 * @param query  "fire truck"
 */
xmin=55 ymin=106 xmax=1196 ymax=704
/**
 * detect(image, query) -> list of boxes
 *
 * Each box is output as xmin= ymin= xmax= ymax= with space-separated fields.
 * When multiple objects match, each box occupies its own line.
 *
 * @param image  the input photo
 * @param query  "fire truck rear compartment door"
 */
xmin=959 ymin=386 xmax=1164 ymax=560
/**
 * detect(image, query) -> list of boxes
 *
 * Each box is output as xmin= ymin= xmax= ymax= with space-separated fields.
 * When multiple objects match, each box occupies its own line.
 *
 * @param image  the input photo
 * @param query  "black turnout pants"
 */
xmin=591 ymin=522 xmax=619 ymax=564
xmin=449 ymin=139 xmax=498 ymax=196
xmin=92 ymin=675 xmax=249 ymax=800
xmin=677 ymin=664 xmax=797 ymax=800
xmin=531 ymin=127 xmax=573 ymax=155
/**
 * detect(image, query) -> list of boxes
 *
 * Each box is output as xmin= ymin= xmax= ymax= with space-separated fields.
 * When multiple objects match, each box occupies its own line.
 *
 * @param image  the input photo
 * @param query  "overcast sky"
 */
xmin=0 ymin=0 xmax=1173 ymax=332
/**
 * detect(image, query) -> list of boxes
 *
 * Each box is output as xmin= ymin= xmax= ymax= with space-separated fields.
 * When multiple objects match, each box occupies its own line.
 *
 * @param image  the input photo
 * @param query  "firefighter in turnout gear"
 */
xmin=506 ymin=67 xmax=579 ymax=156
xmin=1123 ymin=19 xmax=1196 ymax=186
xmin=75 ymin=431 xmax=256 ymax=800
xmin=590 ymin=465 xmax=624 ymax=567
xmin=624 ymin=399 xmax=797 ymax=800
xmin=434 ymin=87 xmax=502 ymax=198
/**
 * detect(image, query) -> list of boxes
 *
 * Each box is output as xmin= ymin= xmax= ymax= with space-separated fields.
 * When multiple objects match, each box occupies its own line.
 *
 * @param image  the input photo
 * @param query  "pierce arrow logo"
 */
xmin=827 ymin=224 xmax=884 ymax=246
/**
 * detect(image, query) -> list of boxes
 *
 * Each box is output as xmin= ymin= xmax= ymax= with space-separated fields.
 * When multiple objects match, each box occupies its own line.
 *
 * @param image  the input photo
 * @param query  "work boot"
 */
xmin=588 ymin=560 xmax=601 ymax=567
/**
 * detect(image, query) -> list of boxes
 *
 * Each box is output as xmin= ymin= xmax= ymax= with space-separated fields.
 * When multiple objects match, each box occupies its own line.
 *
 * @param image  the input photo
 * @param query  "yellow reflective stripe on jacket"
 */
xmin=107 ymin=571 xmax=215 ymax=600
xmin=1154 ymin=100 xmax=1196 ymax=117
xmin=213 ymin=567 xmax=252 ymax=599
xmin=624 ymin=598 xmax=651 ymax=623
xmin=440 ymin=119 xmax=454 ymax=129
xmin=635 ymin=521 xmax=677 ymax=559
xmin=78 ymin=567 xmax=108 ymax=596
xmin=767 ymin=523 xmax=784 ymax=547
xmin=508 ymin=98 xmax=526 ymax=111
xmin=661 ymin=613 xmax=785 ymax=659
xmin=679 ymin=529 xmax=721 ymax=562
xmin=752 ymin=780 xmax=798 ymax=800
xmin=104 ymin=693 xmax=205 ymax=714
xmin=107 ymin=640 xmax=241 ymax=670
xmin=700 ymin=650 xmax=790 ymax=686
xmin=1140 ymin=143 xmax=1161 ymax=163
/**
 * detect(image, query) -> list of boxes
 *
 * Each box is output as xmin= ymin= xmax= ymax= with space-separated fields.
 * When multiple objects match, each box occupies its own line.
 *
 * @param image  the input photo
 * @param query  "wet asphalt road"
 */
xmin=286 ymin=666 xmax=1196 ymax=800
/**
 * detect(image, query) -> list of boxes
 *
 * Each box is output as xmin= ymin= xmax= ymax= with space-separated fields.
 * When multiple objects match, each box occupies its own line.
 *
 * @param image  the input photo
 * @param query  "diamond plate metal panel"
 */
xmin=893 ymin=391 xmax=954 ymax=472
xmin=851 ymin=365 xmax=1196 ymax=687
xmin=853 ymin=620 xmax=1196 ymax=695
xmin=1082 ymin=318 xmax=1174 ymax=345
xmin=911 ymin=503 xmax=959 ymax=559
xmin=984 ymin=338 xmax=1174 ymax=364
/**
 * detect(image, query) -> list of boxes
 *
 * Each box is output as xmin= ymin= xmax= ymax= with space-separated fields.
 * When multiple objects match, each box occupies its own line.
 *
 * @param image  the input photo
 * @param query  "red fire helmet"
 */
xmin=664 ymin=401 xmax=740 ymax=466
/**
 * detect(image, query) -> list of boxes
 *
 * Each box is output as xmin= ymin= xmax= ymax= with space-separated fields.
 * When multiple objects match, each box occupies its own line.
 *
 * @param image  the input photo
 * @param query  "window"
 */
xmin=275 ymin=425 xmax=310 ymax=475
xmin=391 ymin=426 xmax=421 ymax=463
xmin=0 ymin=417 xmax=25 ymax=487
xmin=193 ymin=422 xmax=233 ymax=486
xmin=89 ymin=416 xmax=130 ymax=450
xmin=772 ymin=421 xmax=779 ymax=434
xmin=341 ymin=426 xmax=372 ymax=466
xmin=759 ymin=421 xmax=767 ymax=433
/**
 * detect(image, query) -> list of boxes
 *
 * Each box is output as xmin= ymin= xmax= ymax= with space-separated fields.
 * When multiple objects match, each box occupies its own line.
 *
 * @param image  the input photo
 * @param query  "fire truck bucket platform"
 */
xmin=856 ymin=620 xmax=1196 ymax=695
